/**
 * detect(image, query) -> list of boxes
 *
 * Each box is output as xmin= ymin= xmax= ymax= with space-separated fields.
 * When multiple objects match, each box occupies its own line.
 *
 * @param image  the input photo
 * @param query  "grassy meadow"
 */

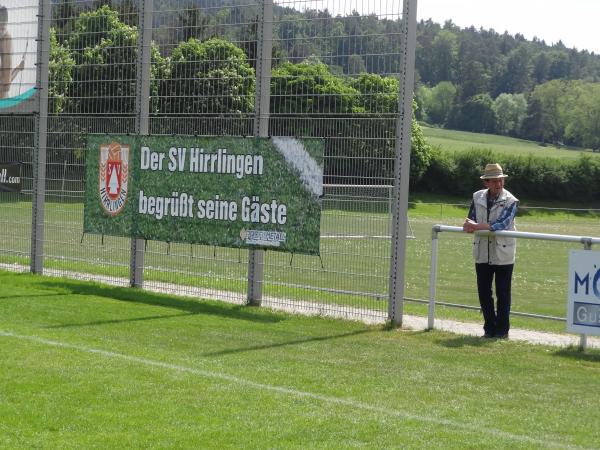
xmin=1 ymin=271 xmax=599 ymax=449
xmin=1 ymin=198 xmax=599 ymax=335
xmin=1 ymin=127 xmax=599 ymax=337
xmin=422 ymin=125 xmax=600 ymax=159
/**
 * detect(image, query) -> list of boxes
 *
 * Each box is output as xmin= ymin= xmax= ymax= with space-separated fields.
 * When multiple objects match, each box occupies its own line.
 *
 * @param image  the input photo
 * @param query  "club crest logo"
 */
xmin=98 ymin=142 xmax=129 ymax=216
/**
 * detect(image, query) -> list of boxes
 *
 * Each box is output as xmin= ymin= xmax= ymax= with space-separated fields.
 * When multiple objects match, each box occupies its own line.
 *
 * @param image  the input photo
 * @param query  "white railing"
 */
xmin=428 ymin=225 xmax=600 ymax=349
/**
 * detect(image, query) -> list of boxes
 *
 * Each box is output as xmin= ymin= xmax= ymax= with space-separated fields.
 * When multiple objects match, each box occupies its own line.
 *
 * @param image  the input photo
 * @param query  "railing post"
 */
xmin=428 ymin=226 xmax=440 ymax=330
xmin=579 ymin=238 xmax=593 ymax=350
xmin=31 ymin=0 xmax=51 ymax=274
xmin=388 ymin=0 xmax=418 ymax=327
xmin=247 ymin=0 xmax=273 ymax=305
xmin=129 ymin=0 xmax=153 ymax=288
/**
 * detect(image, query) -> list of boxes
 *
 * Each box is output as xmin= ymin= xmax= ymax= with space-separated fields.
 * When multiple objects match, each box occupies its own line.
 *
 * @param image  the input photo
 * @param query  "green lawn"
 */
xmin=1 ymin=199 xmax=599 ymax=335
xmin=422 ymin=125 xmax=600 ymax=159
xmin=0 ymin=272 xmax=599 ymax=449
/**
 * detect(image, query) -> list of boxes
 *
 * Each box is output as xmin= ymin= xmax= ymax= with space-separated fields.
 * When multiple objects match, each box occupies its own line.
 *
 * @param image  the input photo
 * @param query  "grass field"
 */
xmin=422 ymin=126 xmax=600 ymax=159
xmin=1 ymin=271 xmax=599 ymax=449
xmin=1 ymin=199 xmax=600 ymax=336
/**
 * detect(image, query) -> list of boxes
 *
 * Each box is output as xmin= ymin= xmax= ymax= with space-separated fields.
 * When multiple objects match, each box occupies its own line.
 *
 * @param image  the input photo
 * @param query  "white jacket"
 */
xmin=471 ymin=188 xmax=518 ymax=265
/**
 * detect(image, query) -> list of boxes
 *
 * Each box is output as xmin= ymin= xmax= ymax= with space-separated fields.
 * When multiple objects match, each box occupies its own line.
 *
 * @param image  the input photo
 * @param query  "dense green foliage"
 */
xmin=415 ymin=19 xmax=600 ymax=147
xmin=46 ymin=3 xmax=599 ymax=187
xmin=48 ymin=6 xmax=434 ymax=184
xmin=51 ymin=2 xmax=600 ymax=149
xmin=160 ymin=37 xmax=255 ymax=116
xmin=417 ymin=149 xmax=600 ymax=202
xmin=58 ymin=5 xmax=167 ymax=115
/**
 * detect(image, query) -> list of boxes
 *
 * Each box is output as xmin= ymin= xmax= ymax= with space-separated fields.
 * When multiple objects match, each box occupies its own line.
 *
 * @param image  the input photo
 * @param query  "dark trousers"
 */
xmin=475 ymin=263 xmax=514 ymax=336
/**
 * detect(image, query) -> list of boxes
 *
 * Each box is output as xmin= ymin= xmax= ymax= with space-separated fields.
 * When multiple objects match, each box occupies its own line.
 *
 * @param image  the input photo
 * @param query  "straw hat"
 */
xmin=480 ymin=163 xmax=508 ymax=179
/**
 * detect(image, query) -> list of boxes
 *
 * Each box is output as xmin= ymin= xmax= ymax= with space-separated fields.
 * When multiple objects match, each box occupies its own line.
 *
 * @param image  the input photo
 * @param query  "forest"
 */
xmin=41 ymin=2 xmax=600 ymax=201
xmin=51 ymin=0 xmax=600 ymax=151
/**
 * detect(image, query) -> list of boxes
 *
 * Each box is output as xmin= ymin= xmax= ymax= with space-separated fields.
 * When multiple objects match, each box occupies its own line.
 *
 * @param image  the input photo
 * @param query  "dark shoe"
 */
xmin=495 ymin=333 xmax=509 ymax=339
xmin=481 ymin=333 xmax=495 ymax=339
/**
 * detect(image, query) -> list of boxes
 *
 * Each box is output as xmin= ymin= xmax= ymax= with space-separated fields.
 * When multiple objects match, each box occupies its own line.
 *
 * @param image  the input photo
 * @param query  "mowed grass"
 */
xmin=1 ymin=199 xmax=600 ymax=334
xmin=422 ymin=125 xmax=600 ymax=159
xmin=1 ymin=271 xmax=599 ymax=449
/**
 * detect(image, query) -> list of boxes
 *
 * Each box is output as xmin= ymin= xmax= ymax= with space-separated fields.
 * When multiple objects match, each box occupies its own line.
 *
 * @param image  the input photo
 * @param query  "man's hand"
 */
xmin=463 ymin=218 xmax=476 ymax=233
xmin=463 ymin=218 xmax=490 ymax=233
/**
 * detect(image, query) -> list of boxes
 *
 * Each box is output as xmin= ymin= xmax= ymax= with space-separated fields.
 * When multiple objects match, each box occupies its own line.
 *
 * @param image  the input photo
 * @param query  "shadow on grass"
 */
xmin=38 ymin=279 xmax=283 ymax=324
xmin=435 ymin=334 xmax=498 ymax=348
xmin=554 ymin=347 xmax=600 ymax=362
xmin=0 ymin=293 xmax=68 ymax=300
xmin=45 ymin=311 xmax=197 ymax=329
xmin=202 ymin=328 xmax=373 ymax=357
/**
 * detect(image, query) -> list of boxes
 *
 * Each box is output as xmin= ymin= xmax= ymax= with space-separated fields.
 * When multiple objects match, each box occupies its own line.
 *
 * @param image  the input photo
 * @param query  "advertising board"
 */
xmin=567 ymin=249 xmax=600 ymax=335
xmin=84 ymin=135 xmax=323 ymax=255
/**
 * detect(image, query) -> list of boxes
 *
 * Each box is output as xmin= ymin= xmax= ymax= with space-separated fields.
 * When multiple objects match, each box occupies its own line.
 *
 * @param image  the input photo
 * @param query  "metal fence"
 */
xmin=2 ymin=0 xmax=600 ymax=330
xmin=0 ymin=0 xmax=418 ymax=323
xmin=428 ymin=226 xmax=600 ymax=349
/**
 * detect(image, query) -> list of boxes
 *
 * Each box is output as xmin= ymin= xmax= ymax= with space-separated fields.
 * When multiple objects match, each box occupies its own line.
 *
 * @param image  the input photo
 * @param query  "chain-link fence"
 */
xmin=3 ymin=1 xmax=596 ymax=326
xmin=0 ymin=0 xmax=414 ymax=322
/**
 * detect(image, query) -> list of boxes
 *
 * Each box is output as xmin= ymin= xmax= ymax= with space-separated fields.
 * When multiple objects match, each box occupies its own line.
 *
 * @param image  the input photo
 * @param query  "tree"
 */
xmin=524 ymin=79 xmax=571 ymax=143
xmin=532 ymin=51 xmax=551 ymax=83
xmin=422 ymin=81 xmax=457 ymax=125
xmin=177 ymin=3 xmax=213 ymax=42
xmin=161 ymin=37 xmax=255 ymax=116
xmin=492 ymin=93 xmax=527 ymax=136
xmin=430 ymin=30 xmax=457 ymax=83
xmin=347 ymin=54 xmax=367 ymax=75
xmin=351 ymin=74 xmax=432 ymax=185
xmin=64 ymin=5 xmax=166 ymax=115
xmin=271 ymin=59 xmax=360 ymax=118
xmin=457 ymin=59 xmax=490 ymax=100
xmin=408 ymin=106 xmax=433 ymax=187
xmin=564 ymin=83 xmax=600 ymax=149
xmin=449 ymin=94 xmax=496 ymax=133
xmin=548 ymin=49 xmax=570 ymax=79
xmin=494 ymin=44 xmax=532 ymax=94
xmin=48 ymin=29 xmax=74 ymax=115
xmin=350 ymin=73 xmax=398 ymax=114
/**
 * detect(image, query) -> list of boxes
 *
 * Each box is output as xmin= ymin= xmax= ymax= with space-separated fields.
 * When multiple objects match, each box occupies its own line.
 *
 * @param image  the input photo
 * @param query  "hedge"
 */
xmin=414 ymin=149 xmax=600 ymax=203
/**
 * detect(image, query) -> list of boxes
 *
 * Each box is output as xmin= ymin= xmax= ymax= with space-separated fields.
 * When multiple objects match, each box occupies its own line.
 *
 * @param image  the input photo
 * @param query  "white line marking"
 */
xmin=321 ymin=235 xmax=391 ymax=239
xmin=0 ymin=330 xmax=588 ymax=450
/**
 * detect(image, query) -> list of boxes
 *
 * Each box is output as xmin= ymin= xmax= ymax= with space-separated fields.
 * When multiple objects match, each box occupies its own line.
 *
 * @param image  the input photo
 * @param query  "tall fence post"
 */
xmin=247 ymin=0 xmax=273 ymax=306
xmin=388 ymin=0 xmax=418 ymax=326
xmin=30 ymin=0 xmax=51 ymax=274
xmin=129 ymin=0 xmax=153 ymax=288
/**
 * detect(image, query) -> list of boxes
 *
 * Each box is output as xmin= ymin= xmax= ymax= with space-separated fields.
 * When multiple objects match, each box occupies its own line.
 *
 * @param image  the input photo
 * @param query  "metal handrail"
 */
xmin=429 ymin=225 xmax=600 ymax=349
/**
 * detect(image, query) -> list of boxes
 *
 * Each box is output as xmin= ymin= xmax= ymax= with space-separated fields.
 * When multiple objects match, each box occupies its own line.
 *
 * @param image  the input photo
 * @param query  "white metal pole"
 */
xmin=428 ymin=226 xmax=439 ymax=330
xmin=433 ymin=225 xmax=600 ymax=348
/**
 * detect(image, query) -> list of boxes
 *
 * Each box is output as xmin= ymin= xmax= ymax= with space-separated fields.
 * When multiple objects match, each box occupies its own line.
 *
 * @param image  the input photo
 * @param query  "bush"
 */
xmin=416 ymin=150 xmax=600 ymax=203
xmin=417 ymin=147 xmax=456 ymax=194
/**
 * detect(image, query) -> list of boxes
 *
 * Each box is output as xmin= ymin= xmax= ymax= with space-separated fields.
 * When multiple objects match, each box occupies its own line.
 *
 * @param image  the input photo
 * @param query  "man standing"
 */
xmin=463 ymin=163 xmax=519 ymax=339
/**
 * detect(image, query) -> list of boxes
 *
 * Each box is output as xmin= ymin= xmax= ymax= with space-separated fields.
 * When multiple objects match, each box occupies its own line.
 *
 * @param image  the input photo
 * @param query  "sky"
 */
xmin=280 ymin=0 xmax=600 ymax=54
xmin=417 ymin=0 xmax=600 ymax=54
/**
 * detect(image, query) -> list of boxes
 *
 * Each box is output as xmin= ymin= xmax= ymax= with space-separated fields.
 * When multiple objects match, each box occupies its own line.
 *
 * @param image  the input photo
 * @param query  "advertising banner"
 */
xmin=84 ymin=135 xmax=323 ymax=255
xmin=0 ymin=161 xmax=21 ymax=192
xmin=0 ymin=1 xmax=38 ymax=113
xmin=567 ymin=249 xmax=600 ymax=335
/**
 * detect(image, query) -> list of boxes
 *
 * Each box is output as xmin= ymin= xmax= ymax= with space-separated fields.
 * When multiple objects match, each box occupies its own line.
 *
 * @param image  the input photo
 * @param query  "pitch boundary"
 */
xmin=0 ymin=329 xmax=585 ymax=450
